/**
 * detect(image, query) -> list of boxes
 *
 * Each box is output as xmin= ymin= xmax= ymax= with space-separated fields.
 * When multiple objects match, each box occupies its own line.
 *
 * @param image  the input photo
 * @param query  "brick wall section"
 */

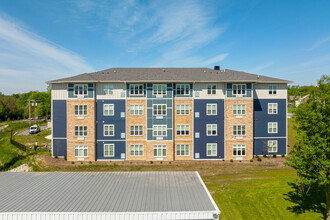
xmin=126 ymin=99 xmax=147 ymax=140
xmin=173 ymin=98 xmax=194 ymax=160
xmin=146 ymin=141 xmax=174 ymax=161
xmin=67 ymin=99 xmax=95 ymax=161
xmin=224 ymin=99 xmax=253 ymax=160
xmin=126 ymin=141 xmax=147 ymax=160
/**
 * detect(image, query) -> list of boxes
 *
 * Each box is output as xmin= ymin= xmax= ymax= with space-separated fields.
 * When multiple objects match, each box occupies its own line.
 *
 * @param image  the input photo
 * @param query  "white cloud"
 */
xmin=310 ymin=35 xmax=330 ymax=50
xmin=0 ymin=15 xmax=93 ymax=95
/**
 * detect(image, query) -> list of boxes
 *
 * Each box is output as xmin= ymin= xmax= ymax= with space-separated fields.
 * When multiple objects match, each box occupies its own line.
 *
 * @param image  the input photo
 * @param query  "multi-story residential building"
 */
xmin=48 ymin=67 xmax=292 ymax=162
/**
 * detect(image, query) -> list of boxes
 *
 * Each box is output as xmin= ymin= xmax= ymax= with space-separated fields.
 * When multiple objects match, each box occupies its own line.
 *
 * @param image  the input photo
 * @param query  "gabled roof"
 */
xmin=47 ymin=68 xmax=293 ymax=84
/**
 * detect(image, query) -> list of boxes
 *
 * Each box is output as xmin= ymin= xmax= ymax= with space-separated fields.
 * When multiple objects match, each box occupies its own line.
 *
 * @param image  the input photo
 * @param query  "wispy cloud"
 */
xmin=310 ymin=35 xmax=330 ymax=50
xmin=0 ymin=14 xmax=93 ymax=94
xmin=248 ymin=61 xmax=275 ymax=74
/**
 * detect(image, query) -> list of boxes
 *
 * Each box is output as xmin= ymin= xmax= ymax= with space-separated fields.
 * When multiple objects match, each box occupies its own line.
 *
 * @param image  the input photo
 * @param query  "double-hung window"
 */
xmin=268 ymin=103 xmax=278 ymax=114
xmin=176 ymin=125 xmax=189 ymax=136
xmin=233 ymin=84 xmax=246 ymax=95
xmin=207 ymin=84 xmax=216 ymax=95
xmin=130 ymin=145 xmax=143 ymax=156
xmin=207 ymin=143 xmax=217 ymax=156
xmin=233 ymin=104 xmax=246 ymax=115
xmin=104 ymin=144 xmax=114 ymax=157
xmin=129 ymin=84 xmax=144 ymax=95
xmin=130 ymin=125 xmax=143 ymax=136
xmin=74 ymin=84 xmax=88 ymax=96
xmin=74 ymin=145 xmax=88 ymax=157
xmin=176 ymin=144 xmax=189 ymax=156
xmin=269 ymin=85 xmax=277 ymax=95
xmin=176 ymin=104 xmax=189 ymax=115
xmin=233 ymin=144 xmax=246 ymax=156
xmin=104 ymin=84 xmax=114 ymax=95
xmin=74 ymin=105 xmax=87 ymax=116
xmin=268 ymin=140 xmax=278 ymax=152
xmin=207 ymin=124 xmax=217 ymax=136
xmin=233 ymin=125 xmax=246 ymax=136
xmin=153 ymin=104 xmax=167 ymax=116
xmin=176 ymin=84 xmax=190 ymax=95
xmin=153 ymin=125 xmax=167 ymax=137
xmin=153 ymin=84 xmax=167 ymax=95
xmin=153 ymin=145 xmax=167 ymax=157
xmin=207 ymin=104 xmax=217 ymax=115
xmin=104 ymin=104 xmax=114 ymax=116
xmin=104 ymin=125 xmax=114 ymax=136
xmin=130 ymin=105 xmax=143 ymax=115
xmin=268 ymin=122 xmax=278 ymax=133
xmin=75 ymin=126 xmax=87 ymax=136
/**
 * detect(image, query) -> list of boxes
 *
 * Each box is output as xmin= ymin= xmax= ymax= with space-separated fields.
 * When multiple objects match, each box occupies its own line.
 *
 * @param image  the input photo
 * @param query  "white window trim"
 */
xmin=176 ymin=144 xmax=190 ymax=156
xmin=104 ymin=84 xmax=114 ymax=95
xmin=153 ymin=104 xmax=167 ymax=116
xmin=153 ymin=145 xmax=167 ymax=157
xmin=104 ymin=144 xmax=115 ymax=157
xmin=129 ymin=84 xmax=144 ymax=96
xmin=232 ymin=84 xmax=246 ymax=95
xmin=268 ymin=122 xmax=278 ymax=134
xmin=207 ymin=84 xmax=217 ymax=95
xmin=176 ymin=84 xmax=190 ymax=95
xmin=74 ymin=145 xmax=88 ymax=157
xmin=74 ymin=105 xmax=88 ymax=116
xmin=206 ymin=104 xmax=217 ymax=115
xmin=130 ymin=125 xmax=144 ymax=136
xmin=74 ymin=126 xmax=88 ymax=137
xmin=176 ymin=104 xmax=190 ymax=115
xmin=130 ymin=144 xmax=144 ymax=157
xmin=176 ymin=125 xmax=190 ymax=136
xmin=74 ymin=84 xmax=88 ymax=96
xmin=232 ymin=144 xmax=246 ymax=156
xmin=153 ymin=84 xmax=167 ymax=95
xmin=104 ymin=124 xmax=115 ymax=136
xmin=130 ymin=104 xmax=144 ymax=115
xmin=153 ymin=125 xmax=167 ymax=137
xmin=206 ymin=143 xmax=217 ymax=156
xmin=206 ymin=124 xmax=217 ymax=136
xmin=268 ymin=103 xmax=278 ymax=114
xmin=233 ymin=104 xmax=246 ymax=115
xmin=233 ymin=125 xmax=246 ymax=136
xmin=268 ymin=140 xmax=278 ymax=153
xmin=103 ymin=104 xmax=114 ymax=116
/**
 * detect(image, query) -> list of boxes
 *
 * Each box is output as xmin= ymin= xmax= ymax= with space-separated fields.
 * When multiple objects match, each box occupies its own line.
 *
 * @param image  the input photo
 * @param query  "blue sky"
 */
xmin=0 ymin=0 xmax=329 ymax=94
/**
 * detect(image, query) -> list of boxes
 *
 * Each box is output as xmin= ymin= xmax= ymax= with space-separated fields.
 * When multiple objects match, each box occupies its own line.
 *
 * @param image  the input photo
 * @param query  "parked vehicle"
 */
xmin=29 ymin=125 xmax=40 ymax=134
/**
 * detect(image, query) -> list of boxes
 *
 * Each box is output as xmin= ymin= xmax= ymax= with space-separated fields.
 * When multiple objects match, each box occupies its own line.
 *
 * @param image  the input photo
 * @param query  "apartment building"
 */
xmin=48 ymin=67 xmax=291 ymax=162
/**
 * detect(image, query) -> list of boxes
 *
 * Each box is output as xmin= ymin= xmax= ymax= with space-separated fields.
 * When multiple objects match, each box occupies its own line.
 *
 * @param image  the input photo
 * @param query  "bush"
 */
xmin=273 ymin=154 xmax=277 ymax=158
xmin=239 ymin=160 xmax=242 ymax=163
xmin=169 ymin=161 xmax=171 ymax=164
xmin=64 ymin=155 xmax=67 ymax=160
xmin=255 ymin=155 xmax=259 ymax=159
xmin=250 ymin=159 xmax=253 ymax=162
xmin=281 ymin=154 xmax=285 ymax=157
xmin=263 ymin=154 xmax=267 ymax=158
xmin=257 ymin=157 xmax=262 ymax=162
xmin=160 ymin=161 xmax=163 ymax=164
xmin=89 ymin=161 xmax=92 ymax=164
xmin=150 ymin=161 xmax=153 ymax=164
xmin=230 ymin=159 xmax=234 ymax=162
xmin=54 ymin=155 xmax=58 ymax=159
xmin=71 ymin=161 xmax=74 ymax=164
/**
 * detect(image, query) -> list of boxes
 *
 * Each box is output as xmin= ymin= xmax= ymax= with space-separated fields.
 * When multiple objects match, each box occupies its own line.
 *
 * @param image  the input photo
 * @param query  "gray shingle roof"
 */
xmin=0 ymin=172 xmax=219 ymax=213
xmin=47 ymin=68 xmax=292 ymax=84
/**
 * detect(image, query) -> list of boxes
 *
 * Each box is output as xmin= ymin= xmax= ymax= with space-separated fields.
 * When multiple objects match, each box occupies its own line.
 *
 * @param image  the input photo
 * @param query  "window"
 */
xmin=207 ymin=124 xmax=217 ymax=136
xmin=233 ymin=104 xmax=246 ymax=115
xmin=74 ymin=84 xmax=88 ymax=96
xmin=153 ymin=104 xmax=167 ymax=116
xmin=268 ymin=103 xmax=278 ymax=114
xmin=269 ymin=85 xmax=277 ymax=95
xmin=176 ymin=144 xmax=189 ymax=156
xmin=75 ymin=126 xmax=87 ymax=136
xmin=104 ymin=84 xmax=113 ymax=95
xmin=232 ymin=84 xmax=246 ymax=95
xmin=104 ymin=104 xmax=114 ymax=116
xmin=268 ymin=140 xmax=278 ymax=152
xmin=233 ymin=144 xmax=246 ymax=156
xmin=130 ymin=105 xmax=143 ymax=115
xmin=74 ymin=145 xmax=88 ymax=157
xmin=233 ymin=125 xmax=246 ymax=136
xmin=268 ymin=122 xmax=278 ymax=133
xmin=207 ymin=143 xmax=217 ymax=156
xmin=130 ymin=145 xmax=144 ymax=156
xmin=153 ymin=125 xmax=167 ymax=137
xmin=74 ymin=105 xmax=87 ymax=116
xmin=176 ymin=104 xmax=189 ymax=115
xmin=104 ymin=144 xmax=114 ymax=157
xmin=207 ymin=84 xmax=216 ymax=95
xmin=130 ymin=125 xmax=143 ymax=136
xmin=176 ymin=125 xmax=189 ymax=136
xmin=153 ymin=84 xmax=167 ymax=95
xmin=104 ymin=125 xmax=114 ymax=136
xmin=207 ymin=104 xmax=217 ymax=115
xmin=129 ymin=84 xmax=144 ymax=95
xmin=153 ymin=145 xmax=167 ymax=157
xmin=176 ymin=84 xmax=190 ymax=95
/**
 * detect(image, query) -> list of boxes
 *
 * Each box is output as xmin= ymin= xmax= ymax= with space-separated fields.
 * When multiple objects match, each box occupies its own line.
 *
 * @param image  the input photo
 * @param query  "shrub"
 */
xmin=257 ymin=157 xmax=262 ymax=162
xmin=230 ymin=159 xmax=234 ymax=162
xmin=80 ymin=161 xmax=83 ymax=164
xmin=89 ymin=161 xmax=92 ymax=164
xmin=250 ymin=159 xmax=253 ymax=162
xmin=71 ymin=161 xmax=74 ymax=164
xmin=169 ymin=161 xmax=171 ymax=164
xmin=150 ymin=161 xmax=153 ymax=164
xmin=239 ymin=160 xmax=242 ymax=163
xmin=263 ymin=154 xmax=267 ymax=158
xmin=160 ymin=161 xmax=163 ymax=164
xmin=273 ymin=154 xmax=277 ymax=158
xmin=64 ymin=155 xmax=67 ymax=160
xmin=281 ymin=154 xmax=285 ymax=157
xmin=54 ymin=155 xmax=58 ymax=159
xmin=255 ymin=155 xmax=259 ymax=159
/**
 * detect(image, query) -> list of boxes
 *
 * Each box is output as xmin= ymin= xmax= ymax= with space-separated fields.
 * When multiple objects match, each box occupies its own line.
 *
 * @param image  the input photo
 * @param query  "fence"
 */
xmin=10 ymin=129 xmax=26 ymax=151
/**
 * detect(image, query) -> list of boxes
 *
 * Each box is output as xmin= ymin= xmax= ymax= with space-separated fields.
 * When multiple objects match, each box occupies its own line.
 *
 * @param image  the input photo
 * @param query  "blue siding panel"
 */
xmin=96 ymin=141 xmax=126 ymax=160
xmin=254 ymin=138 xmax=286 ymax=155
xmin=194 ymin=99 xmax=224 ymax=159
xmin=53 ymin=100 xmax=67 ymax=138
xmin=53 ymin=139 xmax=67 ymax=157
xmin=68 ymin=83 xmax=94 ymax=98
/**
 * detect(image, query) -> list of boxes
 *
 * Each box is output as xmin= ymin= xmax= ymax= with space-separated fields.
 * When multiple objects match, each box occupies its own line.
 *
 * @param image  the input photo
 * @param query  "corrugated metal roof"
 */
xmin=46 ymin=68 xmax=292 ymax=84
xmin=0 ymin=172 xmax=219 ymax=214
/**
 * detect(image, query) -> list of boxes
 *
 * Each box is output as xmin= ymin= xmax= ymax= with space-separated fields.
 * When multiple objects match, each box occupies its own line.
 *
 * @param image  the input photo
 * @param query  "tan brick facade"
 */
xmin=67 ymin=99 xmax=95 ymax=161
xmin=126 ymin=99 xmax=147 ymax=140
xmin=146 ymin=141 xmax=174 ymax=161
xmin=224 ymin=99 xmax=253 ymax=160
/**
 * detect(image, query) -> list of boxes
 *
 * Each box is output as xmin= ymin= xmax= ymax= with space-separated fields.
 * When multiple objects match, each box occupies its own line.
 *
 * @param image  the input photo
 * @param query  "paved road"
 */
xmin=15 ymin=125 xmax=48 ymax=136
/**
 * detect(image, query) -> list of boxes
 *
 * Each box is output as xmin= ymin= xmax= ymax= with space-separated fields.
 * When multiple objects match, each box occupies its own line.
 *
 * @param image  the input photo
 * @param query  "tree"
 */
xmin=286 ymin=75 xmax=330 ymax=219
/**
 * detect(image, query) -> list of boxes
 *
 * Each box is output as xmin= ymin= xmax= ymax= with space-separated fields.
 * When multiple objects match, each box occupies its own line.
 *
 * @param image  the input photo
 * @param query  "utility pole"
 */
xmin=34 ymin=100 xmax=36 ymax=125
xmin=26 ymin=100 xmax=31 ymax=127
xmin=26 ymin=99 xmax=40 ymax=127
